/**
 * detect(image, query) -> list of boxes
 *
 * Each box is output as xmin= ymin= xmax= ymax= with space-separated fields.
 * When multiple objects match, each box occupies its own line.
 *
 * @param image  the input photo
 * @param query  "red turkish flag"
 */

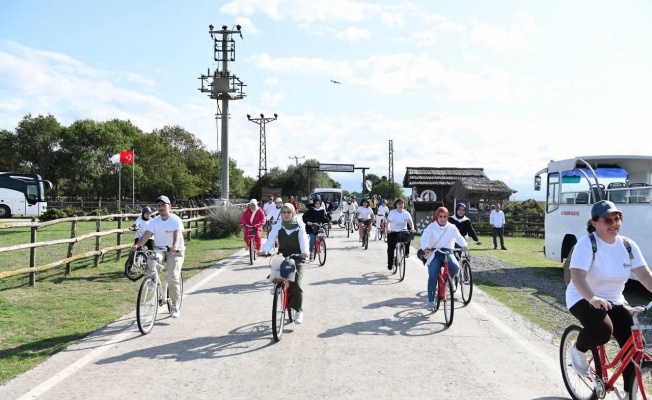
xmin=120 ymin=150 xmax=134 ymax=164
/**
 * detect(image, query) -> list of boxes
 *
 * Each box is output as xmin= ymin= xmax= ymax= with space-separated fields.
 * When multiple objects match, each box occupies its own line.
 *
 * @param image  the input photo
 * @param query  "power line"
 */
xmin=289 ymin=155 xmax=305 ymax=166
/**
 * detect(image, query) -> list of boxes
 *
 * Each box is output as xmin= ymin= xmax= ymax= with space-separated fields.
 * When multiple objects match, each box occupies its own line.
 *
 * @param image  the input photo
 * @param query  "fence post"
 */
xmin=29 ymin=217 xmax=37 ymax=287
xmin=94 ymin=216 xmax=101 ymax=267
xmin=186 ymin=209 xmax=192 ymax=241
xmin=117 ymin=213 xmax=123 ymax=261
xmin=66 ymin=218 xmax=78 ymax=275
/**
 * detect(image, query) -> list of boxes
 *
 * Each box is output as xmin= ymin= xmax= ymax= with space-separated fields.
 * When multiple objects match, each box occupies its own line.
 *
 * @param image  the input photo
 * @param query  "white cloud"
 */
xmin=469 ymin=14 xmax=539 ymax=54
xmin=334 ymin=27 xmax=371 ymax=42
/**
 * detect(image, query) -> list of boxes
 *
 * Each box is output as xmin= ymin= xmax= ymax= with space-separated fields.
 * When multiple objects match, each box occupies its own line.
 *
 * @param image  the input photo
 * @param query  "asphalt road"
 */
xmin=1 ymin=227 xmax=587 ymax=399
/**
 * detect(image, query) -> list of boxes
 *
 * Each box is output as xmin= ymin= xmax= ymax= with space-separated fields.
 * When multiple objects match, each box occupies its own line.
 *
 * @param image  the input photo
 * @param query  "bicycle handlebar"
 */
xmin=612 ymin=300 xmax=652 ymax=314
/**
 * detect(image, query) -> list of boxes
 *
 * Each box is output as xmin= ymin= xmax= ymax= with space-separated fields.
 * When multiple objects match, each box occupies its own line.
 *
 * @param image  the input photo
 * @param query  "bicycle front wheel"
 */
xmin=559 ymin=325 xmax=601 ymax=400
xmin=272 ymin=283 xmax=286 ymax=342
xmin=249 ymin=243 xmax=254 ymax=265
xmin=363 ymin=231 xmax=369 ymax=250
xmin=460 ymin=259 xmax=473 ymax=305
xmin=347 ymin=222 xmax=350 ymax=238
xmin=353 ymin=219 xmax=359 ymax=230
xmin=630 ymin=355 xmax=652 ymax=399
xmin=433 ymin=277 xmax=441 ymax=312
xmin=338 ymin=216 xmax=345 ymax=228
xmin=398 ymin=244 xmax=406 ymax=282
xmin=443 ymin=277 xmax=454 ymax=326
xmin=318 ymin=239 xmax=327 ymax=266
xmin=325 ymin=224 xmax=330 ymax=237
xmin=137 ymin=277 xmax=159 ymax=335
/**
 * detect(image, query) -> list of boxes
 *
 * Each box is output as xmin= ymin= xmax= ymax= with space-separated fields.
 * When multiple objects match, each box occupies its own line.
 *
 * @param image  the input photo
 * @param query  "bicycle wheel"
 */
xmin=136 ymin=277 xmax=159 ymax=335
xmin=460 ymin=259 xmax=473 ymax=305
xmin=346 ymin=222 xmax=350 ymax=238
xmin=318 ymin=239 xmax=327 ymax=266
xmin=353 ymin=219 xmax=359 ymax=231
xmin=398 ymin=244 xmax=406 ymax=282
xmin=338 ymin=216 xmax=345 ymax=228
xmin=363 ymin=230 xmax=369 ymax=250
xmin=443 ymin=277 xmax=455 ymax=326
xmin=325 ymin=224 xmax=330 ymax=237
xmin=560 ymin=325 xmax=601 ymax=400
xmin=272 ymin=283 xmax=286 ymax=342
xmin=433 ymin=276 xmax=441 ymax=312
xmin=630 ymin=355 xmax=652 ymax=399
xmin=125 ymin=251 xmax=146 ymax=281
xmin=249 ymin=241 xmax=254 ymax=265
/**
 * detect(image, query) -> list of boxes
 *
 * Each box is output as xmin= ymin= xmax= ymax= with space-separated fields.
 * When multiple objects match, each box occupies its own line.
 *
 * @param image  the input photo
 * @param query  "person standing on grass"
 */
xmin=490 ymin=202 xmax=507 ymax=250
xmin=131 ymin=195 xmax=185 ymax=318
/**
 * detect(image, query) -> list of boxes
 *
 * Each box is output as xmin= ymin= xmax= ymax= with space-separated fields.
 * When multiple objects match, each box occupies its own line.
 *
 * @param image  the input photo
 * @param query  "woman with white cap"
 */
xmin=566 ymin=200 xmax=652 ymax=394
xmin=239 ymin=199 xmax=266 ymax=252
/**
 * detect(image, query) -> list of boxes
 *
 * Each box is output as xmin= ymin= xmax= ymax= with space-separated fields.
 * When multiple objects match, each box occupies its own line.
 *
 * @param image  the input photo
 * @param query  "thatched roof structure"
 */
xmin=403 ymin=167 xmax=487 ymax=187
xmin=446 ymin=179 xmax=516 ymax=203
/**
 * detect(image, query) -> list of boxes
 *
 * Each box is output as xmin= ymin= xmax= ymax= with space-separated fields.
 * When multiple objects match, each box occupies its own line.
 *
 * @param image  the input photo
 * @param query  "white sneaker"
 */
xmin=170 ymin=304 xmax=180 ymax=318
xmin=294 ymin=311 xmax=304 ymax=324
xmin=427 ymin=301 xmax=435 ymax=311
xmin=570 ymin=344 xmax=589 ymax=376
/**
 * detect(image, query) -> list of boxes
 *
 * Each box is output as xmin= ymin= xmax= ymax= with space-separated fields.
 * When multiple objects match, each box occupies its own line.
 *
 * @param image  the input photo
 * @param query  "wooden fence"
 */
xmin=412 ymin=209 xmax=544 ymax=238
xmin=0 ymin=206 xmax=219 ymax=286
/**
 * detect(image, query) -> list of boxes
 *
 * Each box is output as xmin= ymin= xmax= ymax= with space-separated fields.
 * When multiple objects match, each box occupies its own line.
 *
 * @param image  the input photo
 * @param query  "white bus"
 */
xmin=0 ymin=173 xmax=52 ymax=218
xmin=310 ymin=188 xmax=344 ymax=221
xmin=534 ymin=155 xmax=652 ymax=264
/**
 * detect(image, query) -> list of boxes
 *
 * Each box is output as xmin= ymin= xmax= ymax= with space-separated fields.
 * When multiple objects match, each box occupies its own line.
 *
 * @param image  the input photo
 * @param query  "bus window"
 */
xmin=547 ymin=172 xmax=560 ymax=213
xmin=26 ymin=184 xmax=38 ymax=204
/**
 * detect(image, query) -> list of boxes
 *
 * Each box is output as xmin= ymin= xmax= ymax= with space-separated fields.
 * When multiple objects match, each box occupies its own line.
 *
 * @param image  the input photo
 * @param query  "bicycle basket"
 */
xmin=397 ymin=232 xmax=414 ymax=242
xmin=311 ymin=224 xmax=320 ymax=234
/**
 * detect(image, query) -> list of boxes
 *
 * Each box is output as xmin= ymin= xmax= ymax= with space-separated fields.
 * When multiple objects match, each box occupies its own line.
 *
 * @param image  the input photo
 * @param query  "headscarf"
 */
xmin=454 ymin=203 xmax=466 ymax=220
xmin=141 ymin=206 xmax=153 ymax=220
xmin=281 ymin=203 xmax=299 ymax=230
xmin=434 ymin=206 xmax=449 ymax=226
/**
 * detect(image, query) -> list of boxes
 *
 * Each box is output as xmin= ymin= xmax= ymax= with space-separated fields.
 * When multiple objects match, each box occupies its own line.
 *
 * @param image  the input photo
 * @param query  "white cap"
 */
xmin=249 ymin=199 xmax=258 ymax=205
xmin=275 ymin=197 xmax=282 ymax=203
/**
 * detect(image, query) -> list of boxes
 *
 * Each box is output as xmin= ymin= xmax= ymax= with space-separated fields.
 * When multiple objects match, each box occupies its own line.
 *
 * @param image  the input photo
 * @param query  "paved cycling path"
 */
xmin=2 ymin=228 xmax=584 ymax=399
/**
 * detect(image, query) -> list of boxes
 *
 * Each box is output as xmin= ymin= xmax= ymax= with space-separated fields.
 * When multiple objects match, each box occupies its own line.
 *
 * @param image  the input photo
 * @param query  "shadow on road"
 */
xmin=311 ymin=272 xmax=398 ymax=286
xmin=190 ymin=279 xmax=270 ymax=296
xmin=96 ymin=321 xmax=277 ymax=364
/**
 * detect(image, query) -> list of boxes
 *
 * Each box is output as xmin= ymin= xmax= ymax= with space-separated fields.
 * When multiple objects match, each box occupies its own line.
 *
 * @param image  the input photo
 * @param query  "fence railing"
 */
xmin=0 ymin=206 xmax=220 ymax=286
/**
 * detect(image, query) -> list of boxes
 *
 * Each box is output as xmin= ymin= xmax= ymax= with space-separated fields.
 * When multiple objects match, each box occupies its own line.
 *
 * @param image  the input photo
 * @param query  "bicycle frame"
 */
xmin=438 ymin=259 xmax=450 ymax=299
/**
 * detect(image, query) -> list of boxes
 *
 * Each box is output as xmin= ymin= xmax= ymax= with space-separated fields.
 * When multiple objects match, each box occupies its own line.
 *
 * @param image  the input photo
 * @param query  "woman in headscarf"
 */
xmin=448 ymin=203 xmax=482 ymax=246
xmin=420 ymin=207 xmax=468 ymax=311
xmin=302 ymin=198 xmax=330 ymax=260
xmin=239 ymin=199 xmax=266 ymax=252
xmin=261 ymin=203 xmax=309 ymax=324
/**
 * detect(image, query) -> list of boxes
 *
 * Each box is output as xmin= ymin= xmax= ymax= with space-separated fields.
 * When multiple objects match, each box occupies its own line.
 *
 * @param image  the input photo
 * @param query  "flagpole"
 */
xmin=118 ymin=164 xmax=122 ymax=213
xmin=132 ymin=150 xmax=135 ymax=209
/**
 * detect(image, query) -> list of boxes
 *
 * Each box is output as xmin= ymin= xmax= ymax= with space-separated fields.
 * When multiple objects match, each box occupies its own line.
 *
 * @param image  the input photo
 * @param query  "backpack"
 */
xmin=563 ymin=233 xmax=633 ymax=285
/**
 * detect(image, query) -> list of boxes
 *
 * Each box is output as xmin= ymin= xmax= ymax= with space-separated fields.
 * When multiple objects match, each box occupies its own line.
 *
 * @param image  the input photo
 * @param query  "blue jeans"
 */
xmin=309 ymin=233 xmax=317 ymax=253
xmin=427 ymin=248 xmax=460 ymax=302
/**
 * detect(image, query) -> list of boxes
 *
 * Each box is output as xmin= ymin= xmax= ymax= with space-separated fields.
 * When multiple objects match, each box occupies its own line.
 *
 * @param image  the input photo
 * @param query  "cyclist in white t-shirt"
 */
xmin=376 ymin=199 xmax=390 ymax=233
xmin=386 ymin=198 xmax=416 ymax=270
xmin=356 ymin=198 xmax=375 ymax=241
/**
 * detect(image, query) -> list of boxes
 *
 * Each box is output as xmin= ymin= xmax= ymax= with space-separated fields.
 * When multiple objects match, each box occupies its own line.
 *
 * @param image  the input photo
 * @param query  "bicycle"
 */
xmin=426 ymin=248 xmax=455 ymax=326
xmin=264 ymin=218 xmax=274 ymax=238
xmin=344 ymin=212 xmax=352 ymax=238
xmin=360 ymin=219 xmax=372 ymax=250
xmin=560 ymin=301 xmax=652 ymax=400
xmin=391 ymin=230 xmax=413 ymax=282
xmin=136 ymin=247 xmax=184 ymax=335
xmin=376 ymin=215 xmax=387 ymax=242
xmin=125 ymin=248 xmax=147 ymax=281
xmin=310 ymin=223 xmax=327 ymax=266
xmin=266 ymin=253 xmax=302 ymax=342
xmin=242 ymin=224 xmax=260 ymax=265
xmin=454 ymin=249 xmax=473 ymax=305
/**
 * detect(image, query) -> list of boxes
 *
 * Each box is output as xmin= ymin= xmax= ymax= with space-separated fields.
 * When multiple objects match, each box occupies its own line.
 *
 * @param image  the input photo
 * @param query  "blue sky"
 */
xmin=2 ymin=1 xmax=652 ymax=201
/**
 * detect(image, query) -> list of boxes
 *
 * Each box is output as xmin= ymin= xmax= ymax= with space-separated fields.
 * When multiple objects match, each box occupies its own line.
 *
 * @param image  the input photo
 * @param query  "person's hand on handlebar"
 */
xmin=258 ymin=251 xmax=270 ymax=257
xmin=300 ymin=252 xmax=308 ymax=260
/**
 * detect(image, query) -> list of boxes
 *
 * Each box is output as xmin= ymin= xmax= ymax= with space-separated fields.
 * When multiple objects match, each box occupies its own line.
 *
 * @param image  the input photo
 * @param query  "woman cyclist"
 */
xmin=239 ymin=199 xmax=266 ymax=252
xmin=260 ymin=203 xmax=309 ymax=324
xmin=566 ymin=200 xmax=652 ymax=394
xmin=420 ymin=207 xmax=468 ymax=311
xmin=447 ymin=203 xmax=482 ymax=246
xmin=386 ymin=198 xmax=416 ymax=270
xmin=376 ymin=199 xmax=390 ymax=238
xmin=302 ymin=198 xmax=329 ymax=261
xmin=356 ymin=198 xmax=375 ymax=241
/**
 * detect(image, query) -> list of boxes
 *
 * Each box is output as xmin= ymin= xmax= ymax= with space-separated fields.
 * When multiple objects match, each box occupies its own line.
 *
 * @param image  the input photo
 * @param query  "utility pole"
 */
xmin=388 ymin=140 xmax=394 ymax=202
xmin=289 ymin=155 xmax=305 ymax=166
xmin=355 ymin=167 xmax=369 ymax=199
xmin=247 ymin=113 xmax=278 ymax=181
xmin=198 ymin=24 xmax=246 ymax=203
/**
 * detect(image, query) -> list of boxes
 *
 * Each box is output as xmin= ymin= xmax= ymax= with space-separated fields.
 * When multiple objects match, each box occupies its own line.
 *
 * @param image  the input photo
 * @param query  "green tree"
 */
xmin=0 ymin=129 xmax=19 ymax=171
xmin=15 ymin=114 xmax=63 ymax=192
xmin=373 ymin=180 xmax=403 ymax=201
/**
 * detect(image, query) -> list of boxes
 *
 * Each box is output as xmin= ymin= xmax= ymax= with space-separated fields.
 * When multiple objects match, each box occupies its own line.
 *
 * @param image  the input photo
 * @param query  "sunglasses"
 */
xmin=600 ymin=215 xmax=622 ymax=225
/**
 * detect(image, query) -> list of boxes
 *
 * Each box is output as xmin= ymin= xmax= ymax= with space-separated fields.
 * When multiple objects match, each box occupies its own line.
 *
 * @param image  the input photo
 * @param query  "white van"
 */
xmin=310 ymin=188 xmax=344 ymax=221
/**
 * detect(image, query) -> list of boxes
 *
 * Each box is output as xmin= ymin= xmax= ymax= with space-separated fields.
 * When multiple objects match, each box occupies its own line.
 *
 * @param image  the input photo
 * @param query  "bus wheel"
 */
xmin=0 ymin=205 xmax=11 ymax=218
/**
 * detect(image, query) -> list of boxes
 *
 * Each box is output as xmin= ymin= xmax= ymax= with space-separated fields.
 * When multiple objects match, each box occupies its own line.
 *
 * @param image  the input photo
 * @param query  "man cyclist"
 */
xmin=262 ymin=195 xmax=276 ymax=221
xmin=342 ymin=197 xmax=356 ymax=231
xmin=356 ymin=198 xmax=375 ymax=242
xmin=131 ymin=195 xmax=185 ymax=318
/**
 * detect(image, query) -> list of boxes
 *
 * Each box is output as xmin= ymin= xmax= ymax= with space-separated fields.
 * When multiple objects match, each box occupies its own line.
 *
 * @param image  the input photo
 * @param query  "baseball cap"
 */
xmin=156 ymin=195 xmax=171 ymax=205
xmin=249 ymin=199 xmax=258 ymax=205
xmin=591 ymin=200 xmax=621 ymax=218
xmin=275 ymin=197 xmax=282 ymax=203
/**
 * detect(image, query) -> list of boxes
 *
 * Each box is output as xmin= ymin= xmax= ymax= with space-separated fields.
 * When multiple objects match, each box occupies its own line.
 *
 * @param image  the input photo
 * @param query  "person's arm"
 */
xmin=466 ymin=220 xmax=481 ymax=243
xmin=132 ymin=231 xmax=153 ymax=251
xmin=260 ymin=223 xmax=281 ymax=254
xmin=407 ymin=213 xmax=415 ymax=231
xmin=453 ymin=228 xmax=469 ymax=251
xmin=297 ymin=222 xmax=309 ymax=257
xmin=489 ymin=211 xmax=494 ymax=227
xmin=170 ymin=229 xmax=182 ymax=253
xmin=632 ymin=266 xmax=652 ymax=294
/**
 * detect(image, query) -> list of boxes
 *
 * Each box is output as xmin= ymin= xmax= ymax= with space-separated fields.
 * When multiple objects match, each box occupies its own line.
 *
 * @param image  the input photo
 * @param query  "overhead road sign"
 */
xmin=319 ymin=164 xmax=354 ymax=172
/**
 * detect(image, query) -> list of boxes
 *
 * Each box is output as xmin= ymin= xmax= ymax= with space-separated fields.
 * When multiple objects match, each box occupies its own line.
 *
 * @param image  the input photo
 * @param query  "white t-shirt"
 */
xmin=146 ymin=214 xmax=185 ymax=251
xmin=387 ymin=209 xmax=413 ymax=232
xmin=377 ymin=205 xmax=390 ymax=218
xmin=566 ymin=234 xmax=646 ymax=308
xmin=356 ymin=206 xmax=374 ymax=220
xmin=263 ymin=202 xmax=276 ymax=218
xmin=134 ymin=215 xmax=152 ymax=239
xmin=267 ymin=206 xmax=282 ymax=221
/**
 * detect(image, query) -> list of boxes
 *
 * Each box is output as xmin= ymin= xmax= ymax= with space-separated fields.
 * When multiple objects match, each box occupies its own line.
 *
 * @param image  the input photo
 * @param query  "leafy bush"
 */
xmin=203 ymin=206 xmax=242 ymax=239
xmin=39 ymin=208 xmax=67 ymax=222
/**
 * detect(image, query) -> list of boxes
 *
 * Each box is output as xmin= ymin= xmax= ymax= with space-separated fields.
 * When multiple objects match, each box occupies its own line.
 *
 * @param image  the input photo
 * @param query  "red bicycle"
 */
xmin=267 ymin=253 xmax=302 ymax=342
xmin=426 ymin=248 xmax=455 ymax=326
xmin=376 ymin=215 xmax=387 ymax=242
xmin=241 ymin=224 xmax=260 ymax=265
xmin=310 ymin=223 xmax=327 ymax=266
xmin=560 ymin=301 xmax=652 ymax=400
